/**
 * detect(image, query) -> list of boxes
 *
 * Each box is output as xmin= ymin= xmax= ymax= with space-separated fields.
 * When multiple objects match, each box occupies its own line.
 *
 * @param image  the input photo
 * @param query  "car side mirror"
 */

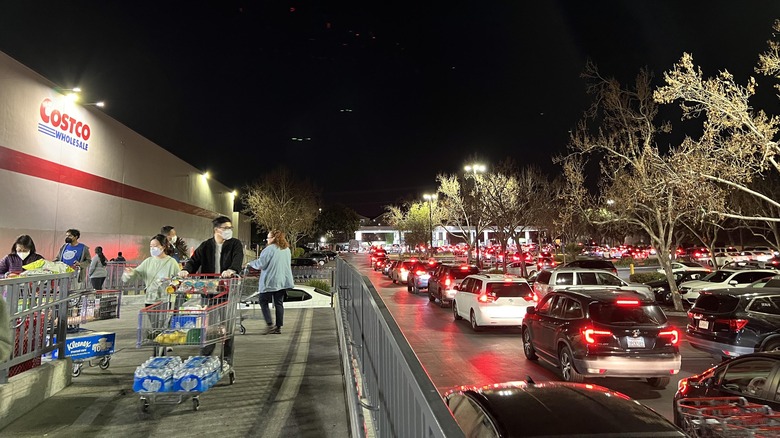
xmin=526 ymin=306 xmax=536 ymax=315
xmin=728 ymin=280 xmax=738 ymax=286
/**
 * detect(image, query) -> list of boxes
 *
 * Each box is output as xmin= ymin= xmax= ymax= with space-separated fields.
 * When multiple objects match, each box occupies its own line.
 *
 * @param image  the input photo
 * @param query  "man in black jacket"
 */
xmin=179 ymin=216 xmax=243 ymax=360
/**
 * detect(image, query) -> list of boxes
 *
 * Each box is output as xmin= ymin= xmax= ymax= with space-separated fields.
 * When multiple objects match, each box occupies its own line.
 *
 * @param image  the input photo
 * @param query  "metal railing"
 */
xmin=1 ymin=272 xmax=75 ymax=383
xmin=102 ymin=262 xmax=145 ymax=295
xmin=292 ymin=265 xmax=335 ymax=287
xmin=335 ymin=258 xmax=464 ymax=438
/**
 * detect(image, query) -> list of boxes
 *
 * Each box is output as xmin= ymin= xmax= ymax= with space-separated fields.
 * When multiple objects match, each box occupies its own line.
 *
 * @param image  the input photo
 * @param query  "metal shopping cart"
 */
xmin=676 ymin=397 xmax=780 ymax=437
xmin=237 ymin=266 xmax=261 ymax=334
xmin=135 ymin=275 xmax=240 ymax=412
xmin=62 ymin=289 xmax=122 ymax=377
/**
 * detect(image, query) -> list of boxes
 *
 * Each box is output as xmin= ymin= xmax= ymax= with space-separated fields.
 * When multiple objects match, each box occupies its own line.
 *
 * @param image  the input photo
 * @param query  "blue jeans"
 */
xmin=260 ymin=290 xmax=286 ymax=328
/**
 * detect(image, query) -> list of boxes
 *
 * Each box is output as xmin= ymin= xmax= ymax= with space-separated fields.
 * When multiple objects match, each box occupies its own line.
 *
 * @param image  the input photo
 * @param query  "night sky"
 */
xmin=2 ymin=1 xmax=780 ymax=217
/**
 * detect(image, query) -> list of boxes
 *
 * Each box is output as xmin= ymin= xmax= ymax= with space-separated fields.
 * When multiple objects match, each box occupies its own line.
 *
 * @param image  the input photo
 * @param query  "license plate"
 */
xmin=698 ymin=320 xmax=710 ymax=330
xmin=627 ymin=337 xmax=645 ymax=348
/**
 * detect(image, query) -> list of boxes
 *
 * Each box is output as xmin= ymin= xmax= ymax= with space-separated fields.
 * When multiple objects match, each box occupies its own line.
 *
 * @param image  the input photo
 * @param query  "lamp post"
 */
xmin=423 ymin=193 xmax=437 ymax=256
xmin=464 ymin=163 xmax=486 ymax=267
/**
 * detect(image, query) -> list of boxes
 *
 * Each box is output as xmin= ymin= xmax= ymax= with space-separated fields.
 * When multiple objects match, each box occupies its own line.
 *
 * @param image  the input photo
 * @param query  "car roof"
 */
xmin=702 ymin=286 xmax=780 ymax=297
xmin=551 ymin=267 xmax=617 ymax=274
xmin=556 ymin=289 xmax=655 ymax=304
xmin=450 ymin=381 xmax=683 ymax=436
xmin=465 ymin=273 xmax=528 ymax=283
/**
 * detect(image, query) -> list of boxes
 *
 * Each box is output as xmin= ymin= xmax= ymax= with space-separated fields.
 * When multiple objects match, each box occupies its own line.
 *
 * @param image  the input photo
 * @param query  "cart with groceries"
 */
xmin=676 ymin=396 xmax=780 ymax=437
xmin=134 ymin=274 xmax=240 ymax=412
xmin=61 ymin=289 xmax=122 ymax=377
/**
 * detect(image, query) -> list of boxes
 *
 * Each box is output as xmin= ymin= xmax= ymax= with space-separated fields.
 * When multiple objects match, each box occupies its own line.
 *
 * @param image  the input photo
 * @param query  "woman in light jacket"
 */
xmin=88 ymin=246 xmax=108 ymax=290
xmin=247 ymin=230 xmax=294 ymax=335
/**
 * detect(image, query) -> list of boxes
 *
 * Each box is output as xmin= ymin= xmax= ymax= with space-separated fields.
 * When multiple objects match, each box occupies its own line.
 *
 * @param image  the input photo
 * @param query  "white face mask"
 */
xmin=170 ymin=235 xmax=178 ymax=243
xmin=150 ymin=247 xmax=163 ymax=257
xmin=221 ymin=230 xmax=233 ymax=240
xmin=17 ymin=251 xmax=30 ymax=260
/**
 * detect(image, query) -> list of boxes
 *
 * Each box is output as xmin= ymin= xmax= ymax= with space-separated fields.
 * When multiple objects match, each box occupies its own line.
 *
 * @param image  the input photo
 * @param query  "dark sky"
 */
xmin=2 ymin=1 xmax=780 ymax=217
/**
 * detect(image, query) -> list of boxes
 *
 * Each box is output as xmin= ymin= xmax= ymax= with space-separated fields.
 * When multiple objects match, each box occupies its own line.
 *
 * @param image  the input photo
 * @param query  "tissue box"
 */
xmin=49 ymin=332 xmax=115 ymax=360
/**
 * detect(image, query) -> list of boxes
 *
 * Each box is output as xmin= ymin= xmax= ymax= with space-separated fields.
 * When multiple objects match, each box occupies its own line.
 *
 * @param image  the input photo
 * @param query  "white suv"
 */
xmin=678 ymin=268 xmax=779 ymax=305
xmin=452 ymin=274 xmax=537 ymax=331
xmin=531 ymin=268 xmax=653 ymax=300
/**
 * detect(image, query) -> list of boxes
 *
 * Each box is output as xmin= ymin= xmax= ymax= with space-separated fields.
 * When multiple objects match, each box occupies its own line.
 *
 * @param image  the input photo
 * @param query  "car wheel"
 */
xmin=522 ymin=327 xmax=538 ymax=361
xmin=453 ymin=301 xmax=462 ymax=321
xmin=558 ymin=346 xmax=583 ymax=382
xmin=647 ymin=377 xmax=670 ymax=388
xmin=528 ymin=270 xmax=537 ymax=277
xmin=470 ymin=310 xmax=482 ymax=332
xmin=762 ymin=340 xmax=780 ymax=352
xmin=319 ymin=260 xmax=325 ymax=266
xmin=428 ymin=291 xmax=435 ymax=302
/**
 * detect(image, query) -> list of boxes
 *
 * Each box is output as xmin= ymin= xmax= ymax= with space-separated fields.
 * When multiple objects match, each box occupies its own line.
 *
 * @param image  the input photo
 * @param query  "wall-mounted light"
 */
xmin=201 ymin=171 xmax=210 ymax=180
xmin=84 ymin=101 xmax=105 ymax=107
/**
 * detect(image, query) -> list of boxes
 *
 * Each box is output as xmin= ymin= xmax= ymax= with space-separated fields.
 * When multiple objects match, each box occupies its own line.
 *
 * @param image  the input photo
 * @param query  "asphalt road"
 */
xmin=346 ymin=254 xmax=718 ymax=422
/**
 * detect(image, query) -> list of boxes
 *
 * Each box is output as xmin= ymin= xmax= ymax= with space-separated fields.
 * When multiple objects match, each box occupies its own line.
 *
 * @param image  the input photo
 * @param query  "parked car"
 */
xmin=446 ymin=380 xmax=685 ymax=438
xmin=531 ymin=267 xmax=653 ymax=300
xmin=646 ymin=269 xmax=710 ymax=304
xmin=721 ymin=259 xmax=780 ymax=270
xmin=678 ymin=268 xmax=780 ymax=306
xmin=564 ymin=258 xmax=618 ymax=275
xmin=749 ymin=275 xmax=780 ymax=288
xmin=674 ymin=352 xmax=780 ymax=427
xmin=655 ymin=261 xmax=709 ymax=274
xmin=305 ymin=251 xmax=328 ymax=265
xmin=522 ymin=289 xmax=681 ymax=387
xmin=427 ymin=264 xmax=480 ymax=306
xmin=452 ymin=274 xmax=537 ymax=331
xmin=407 ymin=260 xmax=440 ymax=294
xmin=321 ymin=250 xmax=337 ymax=260
xmin=685 ymin=287 xmax=780 ymax=360
xmin=290 ymin=257 xmax=318 ymax=267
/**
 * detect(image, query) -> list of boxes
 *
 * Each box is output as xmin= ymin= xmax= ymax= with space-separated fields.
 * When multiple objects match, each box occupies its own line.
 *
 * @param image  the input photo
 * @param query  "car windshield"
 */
xmin=486 ymin=282 xmax=532 ymax=298
xmin=702 ymin=271 xmax=733 ymax=283
xmin=589 ymin=303 xmax=668 ymax=325
xmin=451 ymin=268 xmax=479 ymax=279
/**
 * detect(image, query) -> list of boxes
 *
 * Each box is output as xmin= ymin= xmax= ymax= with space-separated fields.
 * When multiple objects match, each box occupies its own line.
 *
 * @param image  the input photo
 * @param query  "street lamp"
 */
xmin=423 ymin=193 xmax=437 ymax=256
xmin=464 ymin=163 xmax=487 ymax=266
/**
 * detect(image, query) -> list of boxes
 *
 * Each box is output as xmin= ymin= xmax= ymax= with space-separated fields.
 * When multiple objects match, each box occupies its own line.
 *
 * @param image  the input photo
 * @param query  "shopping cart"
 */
xmin=237 ymin=267 xmax=261 ymax=334
xmin=135 ymin=275 xmax=240 ymax=412
xmin=63 ymin=289 xmax=121 ymax=377
xmin=676 ymin=396 xmax=779 ymax=437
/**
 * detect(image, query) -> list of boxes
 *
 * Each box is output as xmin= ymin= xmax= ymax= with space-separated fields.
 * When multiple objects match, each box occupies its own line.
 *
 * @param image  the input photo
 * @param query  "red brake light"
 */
xmin=678 ymin=378 xmax=689 ymax=395
xmin=415 ymin=270 xmax=426 ymax=276
xmin=659 ymin=329 xmax=680 ymax=345
xmin=444 ymin=277 xmax=452 ymax=287
xmin=460 ymin=265 xmax=469 ymax=270
xmin=400 ymin=267 xmax=408 ymax=273
xmin=616 ymin=299 xmax=640 ymax=306
xmin=582 ymin=328 xmax=612 ymax=344
xmin=716 ymin=318 xmax=749 ymax=331
xmin=524 ymin=292 xmax=538 ymax=302
xmin=478 ymin=294 xmax=495 ymax=303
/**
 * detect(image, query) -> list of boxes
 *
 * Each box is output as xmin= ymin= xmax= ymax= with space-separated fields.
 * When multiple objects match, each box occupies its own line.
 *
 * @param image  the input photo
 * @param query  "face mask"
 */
xmin=221 ymin=230 xmax=233 ymax=240
xmin=150 ymin=247 xmax=163 ymax=257
xmin=65 ymin=237 xmax=73 ymax=244
xmin=170 ymin=236 xmax=178 ymax=244
xmin=17 ymin=251 xmax=30 ymax=260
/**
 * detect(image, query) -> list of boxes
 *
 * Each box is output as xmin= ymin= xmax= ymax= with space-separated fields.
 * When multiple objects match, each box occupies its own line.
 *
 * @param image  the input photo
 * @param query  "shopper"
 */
xmin=179 ymin=216 xmax=243 ymax=359
xmin=123 ymin=234 xmax=180 ymax=355
xmin=111 ymin=252 xmax=126 ymax=262
xmin=88 ymin=246 xmax=108 ymax=290
xmin=0 ymin=235 xmax=45 ymax=276
xmin=161 ymin=225 xmax=189 ymax=263
xmin=247 ymin=229 xmax=294 ymax=335
xmin=54 ymin=229 xmax=91 ymax=285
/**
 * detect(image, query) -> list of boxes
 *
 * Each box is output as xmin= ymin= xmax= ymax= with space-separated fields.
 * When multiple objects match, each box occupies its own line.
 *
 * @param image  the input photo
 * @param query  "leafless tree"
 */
xmin=436 ymin=172 xmax=491 ymax=264
xmin=241 ymin=167 xmax=320 ymax=249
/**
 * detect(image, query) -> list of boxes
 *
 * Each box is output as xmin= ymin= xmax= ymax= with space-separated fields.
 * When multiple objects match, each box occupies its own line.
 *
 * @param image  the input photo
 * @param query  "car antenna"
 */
xmin=525 ymin=376 xmax=536 ymax=385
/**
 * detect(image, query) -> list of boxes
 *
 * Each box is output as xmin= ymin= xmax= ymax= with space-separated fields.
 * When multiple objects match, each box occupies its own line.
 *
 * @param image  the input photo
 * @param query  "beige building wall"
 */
xmin=0 ymin=50 xmax=250 ymax=263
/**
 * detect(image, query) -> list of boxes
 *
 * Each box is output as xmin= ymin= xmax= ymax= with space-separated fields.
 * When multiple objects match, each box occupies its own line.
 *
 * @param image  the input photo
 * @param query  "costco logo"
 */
xmin=38 ymin=98 xmax=91 ymax=151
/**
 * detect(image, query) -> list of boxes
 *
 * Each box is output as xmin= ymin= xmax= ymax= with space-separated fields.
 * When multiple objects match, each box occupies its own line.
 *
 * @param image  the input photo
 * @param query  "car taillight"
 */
xmin=715 ymin=318 xmax=749 ymax=332
xmin=659 ymin=329 xmax=680 ymax=345
xmin=582 ymin=328 xmax=612 ymax=344
xmin=678 ymin=378 xmax=689 ymax=395
xmin=478 ymin=293 xmax=495 ymax=303
xmin=400 ymin=268 xmax=408 ymax=273
xmin=415 ymin=270 xmax=426 ymax=276
xmin=523 ymin=292 xmax=537 ymax=302
xmin=444 ymin=277 xmax=452 ymax=287
xmin=616 ymin=299 xmax=640 ymax=306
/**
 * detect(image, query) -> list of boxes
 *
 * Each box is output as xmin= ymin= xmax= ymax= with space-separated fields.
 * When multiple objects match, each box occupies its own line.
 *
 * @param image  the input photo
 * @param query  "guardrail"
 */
xmin=0 ymin=272 xmax=75 ymax=383
xmin=102 ymin=262 xmax=145 ymax=295
xmin=335 ymin=258 xmax=464 ymax=438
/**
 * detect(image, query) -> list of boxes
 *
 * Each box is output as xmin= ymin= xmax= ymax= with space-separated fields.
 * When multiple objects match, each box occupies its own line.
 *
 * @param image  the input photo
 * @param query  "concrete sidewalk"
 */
xmin=1 ymin=299 xmax=350 ymax=437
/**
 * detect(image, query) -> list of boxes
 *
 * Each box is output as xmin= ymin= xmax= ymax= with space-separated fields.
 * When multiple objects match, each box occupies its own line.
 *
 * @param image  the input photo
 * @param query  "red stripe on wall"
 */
xmin=0 ymin=145 xmax=220 ymax=219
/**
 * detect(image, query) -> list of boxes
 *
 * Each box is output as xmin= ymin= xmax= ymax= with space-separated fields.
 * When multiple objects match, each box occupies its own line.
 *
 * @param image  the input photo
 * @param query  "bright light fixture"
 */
xmin=202 ymin=171 xmax=210 ymax=179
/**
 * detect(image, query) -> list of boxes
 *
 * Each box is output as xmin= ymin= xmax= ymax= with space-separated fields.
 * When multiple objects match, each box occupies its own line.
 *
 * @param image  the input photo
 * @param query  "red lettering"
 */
xmin=50 ymin=110 xmax=61 ymax=127
xmin=40 ymin=99 xmax=52 ymax=123
xmin=39 ymin=99 xmax=92 ymax=140
xmin=81 ymin=124 xmax=91 ymax=141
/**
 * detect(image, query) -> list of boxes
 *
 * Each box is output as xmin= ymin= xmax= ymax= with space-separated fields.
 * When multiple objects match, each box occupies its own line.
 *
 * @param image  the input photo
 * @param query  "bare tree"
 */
xmin=732 ymin=175 xmax=780 ymax=251
xmin=241 ymin=167 xmax=320 ymax=248
xmin=561 ymin=62 xmax=713 ymax=310
xmin=436 ymin=172 xmax=491 ymax=264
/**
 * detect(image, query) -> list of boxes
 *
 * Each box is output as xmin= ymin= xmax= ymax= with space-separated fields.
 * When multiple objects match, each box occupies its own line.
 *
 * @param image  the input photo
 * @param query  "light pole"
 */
xmin=464 ymin=163 xmax=486 ymax=267
xmin=423 ymin=193 xmax=437 ymax=256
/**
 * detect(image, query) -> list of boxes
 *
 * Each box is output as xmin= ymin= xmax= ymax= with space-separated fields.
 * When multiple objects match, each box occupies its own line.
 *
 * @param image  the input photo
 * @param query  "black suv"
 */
xmin=686 ymin=287 xmax=780 ymax=361
xmin=522 ymin=290 xmax=681 ymax=387
xmin=563 ymin=258 xmax=618 ymax=275
xmin=427 ymin=264 xmax=480 ymax=307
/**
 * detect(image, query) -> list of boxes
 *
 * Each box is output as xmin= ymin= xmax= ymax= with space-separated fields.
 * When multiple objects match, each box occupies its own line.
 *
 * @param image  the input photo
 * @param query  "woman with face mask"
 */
xmin=122 ymin=235 xmax=180 ymax=306
xmin=0 ymin=235 xmax=45 ymax=277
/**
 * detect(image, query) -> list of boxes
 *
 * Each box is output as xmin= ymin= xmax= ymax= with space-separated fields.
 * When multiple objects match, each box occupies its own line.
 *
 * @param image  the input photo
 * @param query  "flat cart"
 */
xmin=135 ymin=275 xmax=240 ymax=412
xmin=63 ymin=289 xmax=121 ymax=376
xmin=676 ymin=396 xmax=780 ymax=437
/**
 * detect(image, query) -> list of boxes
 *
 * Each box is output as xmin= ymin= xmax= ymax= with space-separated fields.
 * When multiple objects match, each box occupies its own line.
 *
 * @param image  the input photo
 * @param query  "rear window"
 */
xmin=449 ymin=267 xmax=479 ymax=279
xmin=703 ymin=271 xmax=733 ymax=283
xmin=486 ymin=282 xmax=532 ymax=298
xmin=691 ymin=294 xmax=741 ymax=313
xmin=588 ymin=303 xmax=667 ymax=325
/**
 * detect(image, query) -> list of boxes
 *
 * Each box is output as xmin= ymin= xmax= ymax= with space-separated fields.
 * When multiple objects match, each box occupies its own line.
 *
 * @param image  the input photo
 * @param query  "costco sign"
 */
xmin=38 ymin=98 xmax=91 ymax=151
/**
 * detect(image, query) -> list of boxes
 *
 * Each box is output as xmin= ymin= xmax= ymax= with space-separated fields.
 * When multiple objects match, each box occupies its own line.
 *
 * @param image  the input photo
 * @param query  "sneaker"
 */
xmin=270 ymin=327 xmax=281 ymax=334
xmin=262 ymin=325 xmax=276 ymax=335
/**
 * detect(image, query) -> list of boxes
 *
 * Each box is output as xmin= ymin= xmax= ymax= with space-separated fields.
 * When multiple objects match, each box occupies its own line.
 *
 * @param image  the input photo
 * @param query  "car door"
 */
xmin=428 ymin=266 xmax=443 ymax=295
xmin=532 ymin=294 xmax=564 ymax=358
xmin=455 ymin=278 xmax=475 ymax=318
xmin=734 ymin=272 xmax=773 ymax=287
xmin=534 ymin=270 xmax=552 ymax=298
xmin=707 ymin=358 xmax=780 ymax=409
